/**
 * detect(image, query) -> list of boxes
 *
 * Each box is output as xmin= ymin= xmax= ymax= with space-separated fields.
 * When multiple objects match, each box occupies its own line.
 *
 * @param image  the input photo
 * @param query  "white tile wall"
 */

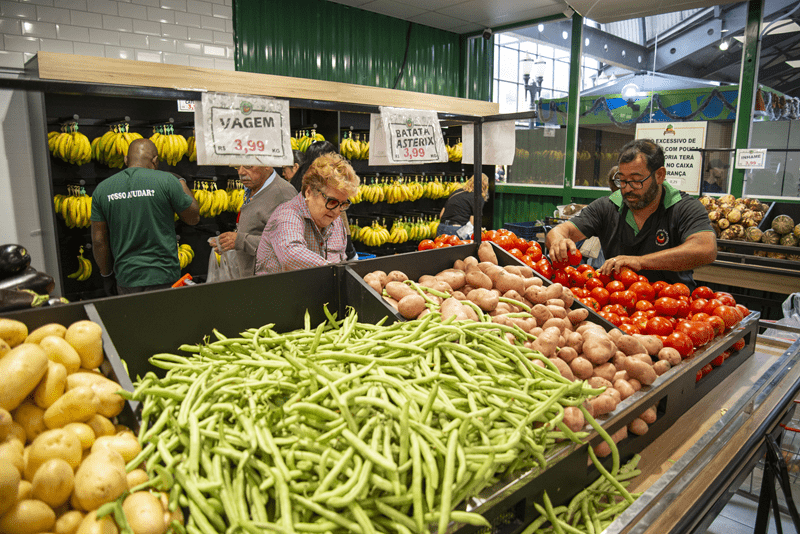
xmin=0 ymin=0 xmax=234 ymax=71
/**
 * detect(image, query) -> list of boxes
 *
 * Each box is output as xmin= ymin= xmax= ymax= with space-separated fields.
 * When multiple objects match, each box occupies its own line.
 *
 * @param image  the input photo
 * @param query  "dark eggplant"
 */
xmin=0 ymin=288 xmax=48 ymax=312
xmin=0 ymin=244 xmax=31 ymax=280
xmin=0 ymin=267 xmax=55 ymax=295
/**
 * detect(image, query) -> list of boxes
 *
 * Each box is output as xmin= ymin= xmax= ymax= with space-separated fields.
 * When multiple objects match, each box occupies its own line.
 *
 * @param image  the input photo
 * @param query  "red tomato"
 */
xmin=614 ymin=267 xmax=639 ymax=289
xmin=606 ymin=280 xmax=626 ymax=293
xmin=644 ymin=309 xmax=658 ymax=319
xmin=692 ymin=286 xmax=715 ymax=300
xmin=610 ymin=290 xmax=637 ymax=311
xmin=705 ymin=315 xmax=726 ymax=337
xmin=674 ymin=299 xmax=691 ymax=319
xmin=418 ymin=239 xmax=434 ymax=251
xmin=553 ymin=269 xmax=569 ymax=286
xmin=482 ymin=230 xmax=497 ymax=242
xmin=508 ymin=247 xmax=524 ymax=260
xmin=736 ymin=304 xmax=750 ymax=319
xmin=690 ymin=298 xmax=708 ymax=315
xmin=568 ymin=249 xmax=582 ymax=266
xmin=671 ymin=283 xmax=691 ymax=298
xmin=721 ymin=350 xmax=732 ymax=361
xmin=568 ymin=270 xmax=586 ymax=288
xmin=654 ymin=297 xmax=680 ymax=316
xmin=526 ymin=241 xmax=542 ymax=254
xmin=515 ymin=237 xmax=529 ymax=249
xmin=494 ymin=234 xmax=513 ymax=250
xmin=645 ymin=316 xmax=674 ymax=336
xmin=629 ymin=281 xmax=655 ymax=302
xmin=710 ymin=354 xmax=725 ymax=367
xmin=599 ymin=311 xmax=622 ymax=326
xmin=731 ymin=338 xmax=746 ymax=351
xmin=585 ymin=277 xmax=605 ymax=291
xmin=550 ymin=255 xmax=569 ymax=270
xmin=676 ymin=321 xmax=714 ymax=346
xmin=597 ymin=272 xmax=612 ymax=286
xmin=605 ymin=303 xmax=629 ymax=317
xmin=635 ymin=300 xmax=654 ymax=312
xmin=535 ymin=258 xmax=554 ymax=280
xmin=638 ymin=275 xmax=650 ymax=282
xmin=692 ymin=312 xmax=711 ymax=322
xmin=579 ymin=297 xmax=600 ymax=311
xmin=577 ymin=264 xmax=595 ymax=274
xmin=434 ymin=234 xmax=448 ymax=243
xmin=629 ymin=313 xmax=649 ymax=331
xmin=590 ymin=287 xmax=610 ymax=307
xmin=702 ymin=298 xmax=723 ymax=315
xmin=522 ymin=255 xmax=536 ymax=269
xmin=434 ymin=241 xmax=450 ymax=248
xmin=571 ymin=287 xmax=589 ymax=299
xmin=652 ymin=280 xmax=669 ymax=297
xmin=713 ymin=291 xmax=733 ymax=300
xmin=716 ymin=294 xmax=737 ymax=307
xmin=701 ymin=363 xmax=713 ymax=377
xmin=619 ymin=323 xmax=641 ymax=335
xmin=696 ymin=370 xmax=703 ymax=382
xmin=713 ymin=305 xmax=742 ymax=329
xmin=664 ymin=331 xmax=695 ymax=358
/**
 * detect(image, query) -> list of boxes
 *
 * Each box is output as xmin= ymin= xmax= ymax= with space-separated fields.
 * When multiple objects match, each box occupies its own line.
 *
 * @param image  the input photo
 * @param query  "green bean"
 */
xmin=437 ymin=427 xmax=461 ymax=534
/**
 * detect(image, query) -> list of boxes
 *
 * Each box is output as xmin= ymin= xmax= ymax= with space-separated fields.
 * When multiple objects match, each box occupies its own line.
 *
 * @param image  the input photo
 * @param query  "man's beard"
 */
xmin=623 ymin=178 xmax=659 ymax=210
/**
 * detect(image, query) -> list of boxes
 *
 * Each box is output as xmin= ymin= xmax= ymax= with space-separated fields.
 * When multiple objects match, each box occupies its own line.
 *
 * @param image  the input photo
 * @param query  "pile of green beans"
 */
xmin=521 ymin=454 xmax=642 ymax=534
xmin=128 ymin=308 xmax=608 ymax=534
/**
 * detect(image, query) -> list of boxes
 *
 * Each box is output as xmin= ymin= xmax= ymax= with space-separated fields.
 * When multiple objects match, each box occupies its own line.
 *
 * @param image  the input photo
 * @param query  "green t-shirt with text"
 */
xmin=91 ymin=167 xmax=192 ymax=287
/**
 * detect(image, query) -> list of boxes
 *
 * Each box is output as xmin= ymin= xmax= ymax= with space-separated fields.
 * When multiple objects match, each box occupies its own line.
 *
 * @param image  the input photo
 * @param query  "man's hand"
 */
xmin=548 ymin=237 xmax=579 ymax=264
xmin=101 ymin=274 xmax=117 ymax=296
xmin=217 ymin=232 xmax=238 ymax=252
xmin=598 ymin=255 xmax=643 ymax=276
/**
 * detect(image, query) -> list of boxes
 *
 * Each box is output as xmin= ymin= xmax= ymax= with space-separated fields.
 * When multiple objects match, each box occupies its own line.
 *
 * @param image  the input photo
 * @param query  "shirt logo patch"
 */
xmin=655 ymin=229 xmax=669 ymax=246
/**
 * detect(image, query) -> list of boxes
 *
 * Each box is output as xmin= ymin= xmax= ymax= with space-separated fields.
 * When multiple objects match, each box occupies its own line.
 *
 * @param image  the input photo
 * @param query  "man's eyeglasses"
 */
xmin=612 ymin=169 xmax=657 ymax=190
xmin=318 ymin=190 xmax=351 ymax=211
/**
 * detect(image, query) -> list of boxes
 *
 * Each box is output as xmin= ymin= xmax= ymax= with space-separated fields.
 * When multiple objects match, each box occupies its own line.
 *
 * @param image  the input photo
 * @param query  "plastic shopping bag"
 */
xmin=206 ymin=237 xmax=238 ymax=283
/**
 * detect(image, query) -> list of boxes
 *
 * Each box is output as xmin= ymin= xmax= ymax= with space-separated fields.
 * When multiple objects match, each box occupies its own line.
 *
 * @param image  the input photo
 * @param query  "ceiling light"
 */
xmin=719 ymin=40 xmax=729 ymax=51
xmin=621 ymin=83 xmax=640 ymax=99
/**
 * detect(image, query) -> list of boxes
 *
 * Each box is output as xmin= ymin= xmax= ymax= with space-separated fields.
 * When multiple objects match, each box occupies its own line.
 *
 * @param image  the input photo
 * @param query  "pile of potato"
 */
xmin=363 ymin=242 xmax=692 ymax=456
xmin=0 ymin=318 xmax=180 ymax=534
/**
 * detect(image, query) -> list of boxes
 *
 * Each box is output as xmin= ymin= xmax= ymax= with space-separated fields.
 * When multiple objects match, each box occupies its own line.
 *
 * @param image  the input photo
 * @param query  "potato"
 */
xmin=62 ymin=423 xmax=95 ymax=450
xmin=13 ymin=403 xmax=46 ymax=443
xmin=363 ymin=275 xmax=383 ymax=293
xmin=92 ymin=433 xmax=142 ymax=463
xmin=614 ymin=379 xmax=636 ymax=400
xmin=64 ymin=321 xmax=104 ymax=370
xmin=615 ymin=335 xmax=647 ymax=356
xmin=589 ymin=393 xmax=617 ymax=416
xmin=477 ymin=241 xmax=498 ymax=265
xmin=494 ymin=272 xmax=525 ymax=295
xmin=542 ymin=317 xmax=568 ymax=333
xmin=531 ymin=304 xmax=552 ymax=326
xmin=34 ymin=361 xmax=68 ymax=410
xmin=465 ymin=270 xmax=492 ymax=290
xmin=593 ymin=427 xmax=628 ymax=458
xmin=25 ymin=323 xmax=67 ymax=345
xmin=532 ymin=327 xmax=561 ymax=358
xmin=613 ymin=370 xmax=629 ymax=383
xmin=126 ymin=469 xmax=149 ymax=490
xmin=75 ymin=510 xmax=119 ymax=534
xmin=630 ymin=353 xmax=654 ymax=365
xmin=452 ymin=259 xmax=466 ymax=271
xmin=557 ymin=346 xmax=578 ymax=364
xmin=0 ymin=343 xmax=49 ymax=412
xmin=653 ymin=360 xmax=671 ymax=376
xmin=384 ymin=281 xmax=415 ymax=302
xmin=0 ymin=339 xmax=9 ymax=358
xmin=546 ymin=298 xmax=565 ymax=308
xmin=396 ymin=294 xmax=426 ymax=320
xmin=368 ymin=270 xmax=388 ymax=287
xmin=623 ymin=358 xmax=657 ymax=386
xmin=565 ymin=331 xmax=583 ymax=353
xmin=25 ymin=428 xmax=82 ymax=481
xmin=560 ymin=287 xmax=575 ymax=307
xmin=383 ymin=296 xmax=399 ymax=309
xmin=657 ymin=347 xmax=682 ymax=366
xmin=73 ymin=448 xmax=127 ymax=511
xmin=123 ymin=491 xmax=167 ymax=534
xmin=582 ymin=334 xmax=616 ymax=365
xmin=0 ymin=408 xmax=11 ymax=442
xmin=0 ymin=319 xmax=28 ymax=348
xmin=463 ymin=256 xmax=479 ymax=268
xmin=0 ymin=499 xmax=56 ymax=534
xmin=548 ymin=357 xmax=575 ymax=381
xmin=607 ymin=328 xmax=623 ymax=343
xmin=466 ymin=288 xmax=498 ymax=312
xmin=633 ymin=334 xmax=663 ymax=356
xmin=43 ymin=386 xmax=101 ymax=429
xmin=640 ymin=406 xmax=657 ymax=424
xmin=440 ymin=298 xmax=470 ymax=322
xmin=55 ymin=511 xmax=85 ymax=534
xmin=567 ymin=308 xmax=589 ymax=325
xmin=569 ymin=357 xmax=594 ymax=380
xmin=592 ymin=362 xmax=617 ymax=383
xmin=30 ymin=458 xmax=74 ymax=508
xmin=385 ymin=270 xmax=408 ymax=283
xmin=38 ymin=336 xmax=82 ymax=375
xmin=562 ymin=406 xmax=585 ymax=433
xmin=0 ymin=440 xmax=23 ymax=475
xmin=546 ymin=305 xmax=567 ymax=319
xmin=587 ymin=376 xmax=612 ymax=389
xmin=0 ymin=461 xmax=20 ymax=515
xmin=629 ymin=378 xmax=642 ymax=392
xmin=435 ymin=270 xmax=465 ymax=291
xmin=628 ymin=418 xmax=649 ymax=436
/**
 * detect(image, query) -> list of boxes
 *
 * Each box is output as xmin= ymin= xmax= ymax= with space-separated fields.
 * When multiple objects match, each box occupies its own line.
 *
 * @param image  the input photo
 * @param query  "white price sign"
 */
xmin=380 ymin=106 xmax=447 ymax=165
xmin=735 ymin=148 xmax=767 ymax=169
xmin=195 ymin=93 xmax=292 ymax=167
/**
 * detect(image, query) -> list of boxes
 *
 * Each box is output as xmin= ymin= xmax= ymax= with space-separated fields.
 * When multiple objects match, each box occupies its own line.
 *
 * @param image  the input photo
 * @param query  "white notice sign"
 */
xmin=195 ymin=92 xmax=292 ymax=167
xmin=635 ymin=121 xmax=707 ymax=195
xmin=735 ymin=149 xmax=767 ymax=169
xmin=379 ymin=106 xmax=448 ymax=165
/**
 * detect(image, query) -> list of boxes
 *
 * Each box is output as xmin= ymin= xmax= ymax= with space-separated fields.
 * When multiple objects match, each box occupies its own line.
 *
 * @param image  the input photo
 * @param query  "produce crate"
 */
xmin=502 ymin=222 xmax=547 ymax=241
xmin=759 ymin=201 xmax=800 ymax=233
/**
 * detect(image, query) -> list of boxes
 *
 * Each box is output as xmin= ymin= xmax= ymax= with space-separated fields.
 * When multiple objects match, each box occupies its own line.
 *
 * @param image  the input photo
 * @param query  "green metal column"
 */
xmin=731 ymin=0 xmax=763 ymax=198
xmin=563 ymin=13 xmax=583 ymax=204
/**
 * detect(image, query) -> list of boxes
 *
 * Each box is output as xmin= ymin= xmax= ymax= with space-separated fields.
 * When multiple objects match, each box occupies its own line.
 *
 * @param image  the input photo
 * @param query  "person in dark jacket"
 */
xmin=436 ymin=174 xmax=489 ymax=237
xmin=290 ymin=141 xmax=336 ymax=193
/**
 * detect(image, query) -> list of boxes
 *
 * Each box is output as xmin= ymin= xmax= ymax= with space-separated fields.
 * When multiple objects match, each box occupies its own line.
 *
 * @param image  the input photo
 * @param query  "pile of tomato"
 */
xmin=417 ymin=234 xmax=472 ymax=250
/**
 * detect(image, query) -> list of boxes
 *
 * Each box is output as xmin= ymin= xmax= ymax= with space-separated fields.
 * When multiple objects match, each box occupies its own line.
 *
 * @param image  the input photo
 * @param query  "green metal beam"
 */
xmin=731 ymin=0 xmax=763 ymax=198
xmin=563 ymin=13 xmax=583 ymax=205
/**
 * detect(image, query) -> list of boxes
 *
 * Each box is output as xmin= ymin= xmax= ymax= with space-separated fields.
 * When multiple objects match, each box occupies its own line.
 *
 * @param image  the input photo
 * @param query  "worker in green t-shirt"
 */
xmin=91 ymin=138 xmax=200 ymax=296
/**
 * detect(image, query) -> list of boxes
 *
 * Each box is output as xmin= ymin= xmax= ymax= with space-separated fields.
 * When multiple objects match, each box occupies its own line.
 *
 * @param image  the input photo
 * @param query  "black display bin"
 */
xmin=759 ymin=201 xmax=800 ymax=233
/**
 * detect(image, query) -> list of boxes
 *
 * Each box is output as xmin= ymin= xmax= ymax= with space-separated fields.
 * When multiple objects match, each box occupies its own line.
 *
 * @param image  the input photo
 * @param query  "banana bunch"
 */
xmin=340 ymin=132 xmax=369 ymax=160
xmin=67 ymin=246 xmax=92 ymax=282
xmin=359 ymin=181 xmax=385 ymax=203
xmin=226 ymin=180 xmax=245 ymax=213
xmin=187 ymin=135 xmax=197 ymax=162
xmin=349 ymin=222 xmax=362 ymax=238
xmin=357 ymin=221 xmax=390 ymax=247
xmin=178 ymin=243 xmax=194 ymax=270
xmin=422 ymin=178 xmax=448 ymax=199
xmin=54 ymin=187 xmax=92 ymax=228
xmin=151 ymin=125 xmax=189 ymax=166
xmin=48 ymin=123 xmax=92 ymax=166
xmin=291 ymin=130 xmax=325 ymax=152
xmin=348 ymin=186 xmax=363 ymax=205
xmin=407 ymin=218 xmax=436 ymax=241
xmin=428 ymin=219 xmax=440 ymax=236
xmin=444 ymin=179 xmax=464 ymax=197
xmin=387 ymin=221 xmax=409 ymax=244
xmin=446 ymin=140 xmax=463 ymax=162
xmin=193 ymin=182 xmax=229 ymax=218
xmin=94 ymin=124 xmax=143 ymax=168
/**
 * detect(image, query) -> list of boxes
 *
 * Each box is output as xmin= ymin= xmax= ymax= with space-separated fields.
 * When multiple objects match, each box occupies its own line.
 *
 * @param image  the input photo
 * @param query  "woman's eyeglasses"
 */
xmin=612 ymin=169 xmax=656 ymax=190
xmin=318 ymin=190 xmax=351 ymax=211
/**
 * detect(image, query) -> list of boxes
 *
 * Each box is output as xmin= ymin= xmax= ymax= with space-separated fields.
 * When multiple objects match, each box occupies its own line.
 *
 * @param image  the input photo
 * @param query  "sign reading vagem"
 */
xmin=635 ymin=121 xmax=707 ymax=195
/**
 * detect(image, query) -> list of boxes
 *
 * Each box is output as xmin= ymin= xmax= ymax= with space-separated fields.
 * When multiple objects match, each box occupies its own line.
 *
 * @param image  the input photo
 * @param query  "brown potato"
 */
xmin=657 ymin=347 xmax=682 ymax=366
xmin=589 ymin=393 xmax=617 ymax=416
xmin=593 ymin=427 xmax=628 ymax=458
xmin=548 ymin=357 xmax=575 ymax=381
xmin=633 ymin=334 xmax=663 ymax=356
xmin=640 ymin=406 xmax=657 ymax=424
xmin=397 ymin=294 xmax=427 ymax=320
xmin=532 ymin=327 xmax=561 ymax=358
xmin=592 ymin=362 xmax=617 ymax=383
xmin=466 ymin=288 xmax=499 ymax=312
xmin=384 ymin=281 xmax=416 ymax=302
xmin=567 ymin=308 xmax=589 ymax=325
xmin=628 ymin=418 xmax=649 ymax=436
xmin=614 ymin=379 xmax=636 ymax=400
xmin=386 ymin=270 xmax=408 ymax=283
xmin=477 ymin=241 xmax=498 ymax=265
xmin=615 ymin=335 xmax=647 ymax=356
xmin=587 ymin=376 xmax=612 ymax=389
xmin=653 ymin=360 xmax=671 ymax=376
xmin=557 ymin=346 xmax=578 ymax=364
xmin=465 ymin=270 xmax=492 ymax=290
xmin=435 ymin=270 xmax=466 ymax=291
xmin=623 ymin=358 xmax=657 ymax=386
xmin=562 ymin=406 xmax=584 ymax=433
xmin=569 ymin=357 xmax=594 ymax=380
xmin=494 ymin=271 xmax=525 ymax=295
xmin=582 ymin=335 xmax=616 ymax=365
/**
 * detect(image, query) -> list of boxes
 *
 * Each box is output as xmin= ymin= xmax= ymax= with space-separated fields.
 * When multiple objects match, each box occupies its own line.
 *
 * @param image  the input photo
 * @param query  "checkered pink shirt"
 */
xmin=255 ymin=194 xmax=348 ymax=274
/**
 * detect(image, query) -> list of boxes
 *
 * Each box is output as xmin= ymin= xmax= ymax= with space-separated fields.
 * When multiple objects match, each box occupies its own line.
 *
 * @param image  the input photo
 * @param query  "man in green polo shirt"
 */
xmin=91 ymin=138 xmax=200 ymax=295
xmin=546 ymin=139 xmax=716 ymax=289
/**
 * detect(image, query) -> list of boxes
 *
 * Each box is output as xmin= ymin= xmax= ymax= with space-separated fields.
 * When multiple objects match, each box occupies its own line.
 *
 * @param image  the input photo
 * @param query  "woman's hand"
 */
xmin=217 ymin=232 xmax=238 ymax=252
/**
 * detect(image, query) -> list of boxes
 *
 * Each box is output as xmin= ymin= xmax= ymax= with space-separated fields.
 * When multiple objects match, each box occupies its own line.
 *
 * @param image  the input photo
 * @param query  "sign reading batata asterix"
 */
xmin=375 ymin=106 xmax=448 ymax=165
xmin=195 ymin=92 xmax=293 ymax=167
xmin=635 ymin=121 xmax=707 ymax=195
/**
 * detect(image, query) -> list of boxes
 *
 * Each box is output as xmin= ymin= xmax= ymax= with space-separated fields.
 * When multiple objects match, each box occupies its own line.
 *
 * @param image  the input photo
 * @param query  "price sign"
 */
xmin=735 ymin=148 xmax=767 ymax=169
xmin=195 ymin=93 xmax=292 ymax=167
xmin=177 ymin=100 xmax=196 ymax=112
xmin=380 ymin=107 xmax=447 ymax=165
